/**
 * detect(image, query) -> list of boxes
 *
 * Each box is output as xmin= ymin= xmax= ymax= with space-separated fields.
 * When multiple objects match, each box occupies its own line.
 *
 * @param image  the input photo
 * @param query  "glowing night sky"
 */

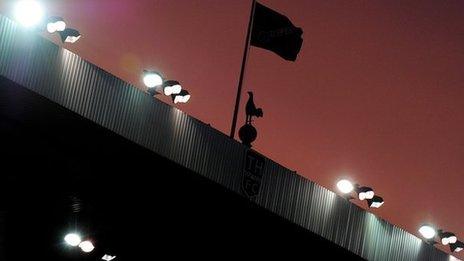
xmin=1 ymin=0 xmax=463 ymax=257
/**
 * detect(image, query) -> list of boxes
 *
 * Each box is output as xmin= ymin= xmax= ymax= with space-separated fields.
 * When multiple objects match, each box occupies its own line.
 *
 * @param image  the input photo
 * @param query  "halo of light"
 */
xmin=55 ymin=21 xmax=66 ymax=31
xmin=419 ymin=225 xmax=436 ymax=239
xmin=14 ymin=0 xmax=45 ymax=27
xmin=143 ymin=72 xmax=163 ymax=88
xmin=365 ymin=190 xmax=375 ymax=199
xmin=336 ymin=179 xmax=354 ymax=194
xmin=79 ymin=240 xmax=94 ymax=253
xmin=442 ymin=237 xmax=450 ymax=245
xmin=47 ymin=23 xmax=57 ymax=33
xmin=164 ymin=84 xmax=182 ymax=96
xmin=172 ymin=90 xmax=191 ymax=104
xmin=358 ymin=192 xmax=366 ymax=200
xmin=442 ymin=234 xmax=458 ymax=245
xmin=64 ymin=233 xmax=81 ymax=247
xmin=370 ymin=201 xmax=384 ymax=208
xmin=102 ymin=254 xmax=117 ymax=261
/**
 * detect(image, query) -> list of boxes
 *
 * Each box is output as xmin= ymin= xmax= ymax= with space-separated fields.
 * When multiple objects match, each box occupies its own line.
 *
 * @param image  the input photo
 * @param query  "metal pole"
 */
xmin=229 ymin=0 xmax=257 ymax=138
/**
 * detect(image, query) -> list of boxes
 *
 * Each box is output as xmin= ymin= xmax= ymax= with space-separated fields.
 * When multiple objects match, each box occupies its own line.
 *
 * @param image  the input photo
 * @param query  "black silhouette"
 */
xmin=245 ymin=91 xmax=263 ymax=124
xmin=250 ymin=2 xmax=303 ymax=61
xmin=239 ymin=124 xmax=257 ymax=148
xmin=240 ymin=91 xmax=263 ymax=147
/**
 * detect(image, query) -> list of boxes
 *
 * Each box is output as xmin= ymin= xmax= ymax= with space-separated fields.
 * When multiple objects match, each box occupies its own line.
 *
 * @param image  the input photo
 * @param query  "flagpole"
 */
xmin=230 ymin=0 xmax=257 ymax=139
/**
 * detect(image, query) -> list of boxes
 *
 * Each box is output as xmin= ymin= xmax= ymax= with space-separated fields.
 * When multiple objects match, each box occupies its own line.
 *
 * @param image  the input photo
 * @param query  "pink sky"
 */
xmin=1 ymin=0 xmax=464 ymax=257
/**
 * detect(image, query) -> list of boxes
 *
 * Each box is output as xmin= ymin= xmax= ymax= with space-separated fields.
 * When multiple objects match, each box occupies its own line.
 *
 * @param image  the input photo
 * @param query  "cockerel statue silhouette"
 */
xmin=245 ymin=91 xmax=263 ymax=124
xmin=239 ymin=91 xmax=264 ymax=147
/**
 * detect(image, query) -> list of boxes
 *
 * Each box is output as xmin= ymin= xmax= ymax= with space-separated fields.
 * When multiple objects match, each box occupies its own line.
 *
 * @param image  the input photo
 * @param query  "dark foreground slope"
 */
xmin=0 ymin=76 xmax=364 ymax=260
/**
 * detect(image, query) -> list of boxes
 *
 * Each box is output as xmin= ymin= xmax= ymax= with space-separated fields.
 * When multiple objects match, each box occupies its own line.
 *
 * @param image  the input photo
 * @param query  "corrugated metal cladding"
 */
xmin=0 ymin=15 xmax=456 ymax=261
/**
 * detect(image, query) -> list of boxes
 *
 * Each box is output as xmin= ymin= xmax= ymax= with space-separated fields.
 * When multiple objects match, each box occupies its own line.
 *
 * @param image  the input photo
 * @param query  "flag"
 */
xmin=250 ymin=2 xmax=303 ymax=61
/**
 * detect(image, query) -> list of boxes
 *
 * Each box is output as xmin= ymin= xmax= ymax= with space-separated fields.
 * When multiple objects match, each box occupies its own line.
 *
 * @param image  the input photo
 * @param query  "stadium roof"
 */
xmin=0 ymin=14 xmax=456 ymax=261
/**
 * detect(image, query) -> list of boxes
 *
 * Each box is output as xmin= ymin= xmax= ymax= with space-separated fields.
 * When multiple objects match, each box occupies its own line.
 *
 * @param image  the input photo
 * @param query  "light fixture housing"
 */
xmin=14 ymin=0 xmax=45 ymax=28
xmin=162 ymin=80 xmax=182 ymax=96
xmin=58 ymin=28 xmax=81 ymax=43
xmin=357 ymin=186 xmax=375 ymax=200
xmin=102 ymin=254 xmax=117 ymax=261
xmin=366 ymin=195 xmax=384 ymax=208
xmin=64 ymin=233 xmax=82 ymax=247
xmin=79 ymin=240 xmax=95 ymax=253
xmin=171 ymin=90 xmax=191 ymax=104
xmin=450 ymin=241 xmax=464 ymax=253
xmin=419 ymin=225 xmax=436 ymax=240
xmin=336 ymin=179 xmax=354 ymax=194
xmin=143 ymin=70 xmax=163 ymax=89
xmin=438 ymin=230 xmax=458 ymax=245
xmin=47 ymin=17 xmax=66 ymax=33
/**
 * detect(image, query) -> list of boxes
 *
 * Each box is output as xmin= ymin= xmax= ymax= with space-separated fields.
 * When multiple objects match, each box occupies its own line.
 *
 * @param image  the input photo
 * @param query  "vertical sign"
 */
xmin=242 ymin=149 xmax=265 ymax=198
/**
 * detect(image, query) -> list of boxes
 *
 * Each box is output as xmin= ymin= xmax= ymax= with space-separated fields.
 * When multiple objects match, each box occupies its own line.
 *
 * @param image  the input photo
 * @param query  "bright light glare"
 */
xmin=55 ymin=21 xmax=66 ymax=31
xmin=365 ymin=190 xmax=375 ymax=199
xmin=47 ymin=23 xmax=56 ymax=33
xmin=173 ymin=93 xmax=191 ymax=104
xmin=336 ymin=179 xmax=353 ymax=194
xmin=419 ymin=225 xmax=436 ymax=239
xmin=65 ymin=35 xmax=81 ymax=43
xmin=442 ymin=237 xmax=450 ymax=245
xmin=359 ymin=192 xmax=366 ymax=200
xmin=455 ymin=247 xmax=463 ymax=252
xmin=102 ymin=254 xmax=117 ymax=261
xmin=14 ymin=0 xmax=44 ymax=27
xmin=79 ymin=240 xmax=95 ymax=253
xmin=442 ymin=236 xmax=457 ymax=245
xmin=360 ymin=190 xmax=374 ymax=200
xmin=64 ymin=233 xmax=81 ymax=247
xmin=143 ymin=72 xmax=163 ymax=88
xmin=370 ymin=201 xmax=384 ymax=208
xmin=164 ymin=84 xmax=182 ymax=96
xmin=48 ymin=21 xmax=66 ymax=33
